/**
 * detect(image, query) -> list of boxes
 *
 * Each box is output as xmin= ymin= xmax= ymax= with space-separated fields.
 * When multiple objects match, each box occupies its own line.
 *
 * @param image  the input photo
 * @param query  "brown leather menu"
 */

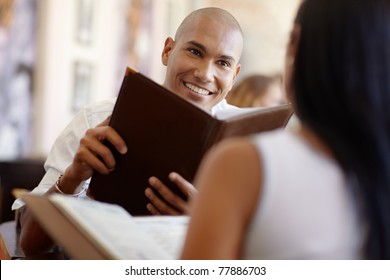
xmin=88 ymin=67 xmax=294 ymax=215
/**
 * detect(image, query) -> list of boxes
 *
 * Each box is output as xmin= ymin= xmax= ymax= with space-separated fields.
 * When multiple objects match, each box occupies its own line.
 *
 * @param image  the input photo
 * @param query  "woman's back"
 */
xmin=243 ymin=130 xmax=364 ymax=259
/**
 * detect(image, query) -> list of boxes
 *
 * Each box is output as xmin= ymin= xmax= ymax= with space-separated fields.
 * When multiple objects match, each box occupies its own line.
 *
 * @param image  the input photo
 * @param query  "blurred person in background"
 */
xmin=226 ymin=74 xmax=286 ymax=108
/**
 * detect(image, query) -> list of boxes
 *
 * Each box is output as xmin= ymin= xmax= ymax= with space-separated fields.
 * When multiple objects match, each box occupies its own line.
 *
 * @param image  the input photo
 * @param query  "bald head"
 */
xmin=161 ymin=7 xmax=243 ymax=110
xmin=175 ymin=7 xmax=243 ymax=42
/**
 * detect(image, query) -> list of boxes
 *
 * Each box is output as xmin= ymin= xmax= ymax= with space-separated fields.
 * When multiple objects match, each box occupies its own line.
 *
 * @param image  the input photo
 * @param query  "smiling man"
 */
xmin=16 ymin=7 xmax=244 ymax=257
xmin=162 ymin=8 xmax=243 ymax=111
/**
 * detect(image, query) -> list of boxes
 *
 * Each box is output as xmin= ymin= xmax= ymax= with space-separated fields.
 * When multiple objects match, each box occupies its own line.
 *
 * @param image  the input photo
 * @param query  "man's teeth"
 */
xmin=185 ymin=83 xmax=210 ymax=96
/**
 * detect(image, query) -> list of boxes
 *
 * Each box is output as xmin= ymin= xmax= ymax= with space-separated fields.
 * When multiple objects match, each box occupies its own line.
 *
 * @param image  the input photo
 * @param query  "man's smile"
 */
xmin=184 ymin=82 xmax=212 ymax=96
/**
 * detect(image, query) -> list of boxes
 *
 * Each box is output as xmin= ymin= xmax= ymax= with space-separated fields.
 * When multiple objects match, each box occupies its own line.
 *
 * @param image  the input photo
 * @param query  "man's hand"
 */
xmin=145 ymin=172 xmax=197 ymax=215
xmin=63 ymin=116 xmax=128 ymax=190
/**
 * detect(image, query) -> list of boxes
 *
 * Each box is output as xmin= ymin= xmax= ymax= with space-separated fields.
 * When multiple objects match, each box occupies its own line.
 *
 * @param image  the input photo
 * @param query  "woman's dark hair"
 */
xmin=293 ymin=0 xmax=390 ymax=259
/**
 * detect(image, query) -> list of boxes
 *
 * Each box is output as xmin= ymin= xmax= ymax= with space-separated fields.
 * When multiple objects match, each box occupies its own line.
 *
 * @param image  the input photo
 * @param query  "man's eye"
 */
xmin=189 ymin=49 xmax=201 ymax=56
xmin=219 ymin=60 xmax=230 ymax=67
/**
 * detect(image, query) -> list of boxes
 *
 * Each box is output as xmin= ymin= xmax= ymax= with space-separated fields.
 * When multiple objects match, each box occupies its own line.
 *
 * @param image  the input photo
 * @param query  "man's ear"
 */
xmin=229 ymin=64 xmax=241 ymax=91
xmin=161 ymin=37 xmax=175 ymax=66
xmin=233 ymin=64 xmax=241 ymax=85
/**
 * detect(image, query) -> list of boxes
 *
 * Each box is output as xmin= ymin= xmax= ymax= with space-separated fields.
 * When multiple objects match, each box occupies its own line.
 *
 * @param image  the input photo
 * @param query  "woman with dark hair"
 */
xmin=181 ymin=0 xmax=390 ymax=259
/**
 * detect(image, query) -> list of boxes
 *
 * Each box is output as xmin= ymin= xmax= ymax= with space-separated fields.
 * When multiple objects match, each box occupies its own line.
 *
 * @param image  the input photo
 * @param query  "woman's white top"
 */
xmin=243 ymin=130 xmax=364 ymax=259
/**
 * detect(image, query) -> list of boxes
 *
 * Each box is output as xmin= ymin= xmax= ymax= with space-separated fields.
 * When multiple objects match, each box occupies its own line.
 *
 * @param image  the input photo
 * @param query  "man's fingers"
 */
xmin=146 ymin=203 xmax=161 ymax=215
xmin=145 ymin=187 xmax=181 ymax=215
xmin=86 ymin=126 xmax=127 ymax=155
xmin=77 ymin=148 xmax=112 ymax=175
xmin=79 ymin=133 xmax=116 ymax=172
xmin=148 ymin=177 xmax=188 ymax=213
xmin=103 ymin=128 xmax=127 ymax=155
xmin=168 ymin=172 xmax=197 ymax=199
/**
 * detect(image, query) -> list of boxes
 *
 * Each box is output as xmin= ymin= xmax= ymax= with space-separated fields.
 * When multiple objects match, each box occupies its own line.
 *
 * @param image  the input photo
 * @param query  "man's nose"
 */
xmin=194 ymin=61 xmax=215 ymax=82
